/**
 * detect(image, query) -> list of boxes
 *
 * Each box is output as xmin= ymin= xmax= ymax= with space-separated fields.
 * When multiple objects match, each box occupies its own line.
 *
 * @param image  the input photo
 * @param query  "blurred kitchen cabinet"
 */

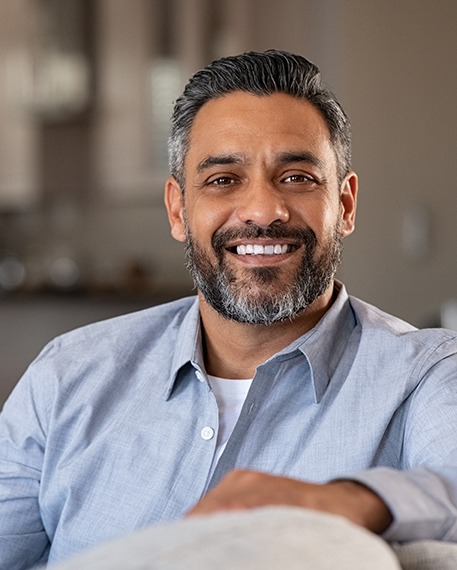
xmin=0 ymin=1 xmax=40 ymax=210
xmin=0 ymin=0 xmax=252 ymax=209
xmin=93 ymin=0 xmax=158 ymax=203
xmin=0 ymin=0 xmax=93 ymax=211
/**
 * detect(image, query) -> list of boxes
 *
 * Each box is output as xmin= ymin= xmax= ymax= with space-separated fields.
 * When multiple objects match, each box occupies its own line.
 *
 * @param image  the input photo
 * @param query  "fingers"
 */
xmin=186 ymin=470 xmax=318 ymax=516
xmin=186 ymin=470 xmax=392 ymax=534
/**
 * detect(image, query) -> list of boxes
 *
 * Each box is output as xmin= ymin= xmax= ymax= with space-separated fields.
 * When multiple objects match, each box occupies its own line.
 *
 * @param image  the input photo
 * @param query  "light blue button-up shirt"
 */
xmin=1 ymin=283 xmax=457 ymax=569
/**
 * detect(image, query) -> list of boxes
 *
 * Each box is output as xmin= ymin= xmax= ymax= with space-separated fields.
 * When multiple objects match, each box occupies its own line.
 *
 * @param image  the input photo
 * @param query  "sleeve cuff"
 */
xmin=335 ymin=467 xmax=457 ymax=542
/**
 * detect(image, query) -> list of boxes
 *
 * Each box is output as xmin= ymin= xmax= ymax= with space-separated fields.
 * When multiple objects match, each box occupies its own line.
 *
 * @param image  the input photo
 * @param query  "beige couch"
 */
xmin=44 ymin=507 xmax=457 ymax=570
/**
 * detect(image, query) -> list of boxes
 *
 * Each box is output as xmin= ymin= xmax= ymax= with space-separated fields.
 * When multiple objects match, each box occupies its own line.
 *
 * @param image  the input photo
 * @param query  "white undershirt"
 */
xmin=207 ymin=375 xmax=253 ymax=480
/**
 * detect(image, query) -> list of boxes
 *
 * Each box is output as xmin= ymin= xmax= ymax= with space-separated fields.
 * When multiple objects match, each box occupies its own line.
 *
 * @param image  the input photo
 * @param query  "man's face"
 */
xmin=166 ymin=92 xmax=357 ymax=324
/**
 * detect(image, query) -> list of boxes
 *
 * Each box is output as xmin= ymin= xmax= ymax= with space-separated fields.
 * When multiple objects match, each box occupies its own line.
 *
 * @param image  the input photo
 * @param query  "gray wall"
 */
xmin=327 ymin=1 xmax=457 ymax=326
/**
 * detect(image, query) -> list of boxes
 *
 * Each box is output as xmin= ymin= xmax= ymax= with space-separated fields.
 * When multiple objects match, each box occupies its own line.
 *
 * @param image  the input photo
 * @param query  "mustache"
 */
xmin=211 ymin=225 xmax=318 ymax=255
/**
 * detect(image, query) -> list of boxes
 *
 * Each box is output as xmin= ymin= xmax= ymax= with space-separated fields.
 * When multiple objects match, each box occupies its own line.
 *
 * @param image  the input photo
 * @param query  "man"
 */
xmin=1 ymin=50 xmax=457 ymax=569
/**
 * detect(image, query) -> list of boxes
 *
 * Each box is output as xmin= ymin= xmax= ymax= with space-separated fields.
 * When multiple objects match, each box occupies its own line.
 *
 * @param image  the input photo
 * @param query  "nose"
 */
xmin=235 ymin=179 xmax=290 ymax=227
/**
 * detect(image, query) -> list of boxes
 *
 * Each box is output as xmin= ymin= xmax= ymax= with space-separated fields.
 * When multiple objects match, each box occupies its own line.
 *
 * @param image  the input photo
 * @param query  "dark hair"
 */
xmin=168 ymin=49 xmax=351 ymax=188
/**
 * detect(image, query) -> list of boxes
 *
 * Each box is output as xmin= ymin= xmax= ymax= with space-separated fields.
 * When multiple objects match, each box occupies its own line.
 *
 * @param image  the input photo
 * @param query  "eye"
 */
xmin=282 ymin=173 xmax=315 ymax=184
xmin=208 ymin=176 xmax=237 ymax=187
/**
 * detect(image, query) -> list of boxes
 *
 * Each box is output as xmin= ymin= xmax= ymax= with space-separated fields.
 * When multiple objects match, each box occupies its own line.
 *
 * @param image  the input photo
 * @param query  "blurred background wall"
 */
xmin=1 ymin=0 xmax=457 ymax=404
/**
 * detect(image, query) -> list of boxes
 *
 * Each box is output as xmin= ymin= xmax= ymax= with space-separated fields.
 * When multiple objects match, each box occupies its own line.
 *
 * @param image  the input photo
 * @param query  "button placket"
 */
xmin=194 ymin=367 xmax=217 ymax=445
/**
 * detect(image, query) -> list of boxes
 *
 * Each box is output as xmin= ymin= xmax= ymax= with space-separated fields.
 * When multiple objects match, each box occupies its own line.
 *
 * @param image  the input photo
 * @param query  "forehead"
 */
xmin=186 ymin=91 xmax=336 ymax=170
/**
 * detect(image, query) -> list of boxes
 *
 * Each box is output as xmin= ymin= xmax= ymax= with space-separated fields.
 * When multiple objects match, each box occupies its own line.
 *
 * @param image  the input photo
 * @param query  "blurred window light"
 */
xmin=0 ymin=256 xmax=26 ymax=291
xmin=29 ymin=51 xmax=90 ymax=120
xmin=150 ymin=57 xmax=182 ymax=170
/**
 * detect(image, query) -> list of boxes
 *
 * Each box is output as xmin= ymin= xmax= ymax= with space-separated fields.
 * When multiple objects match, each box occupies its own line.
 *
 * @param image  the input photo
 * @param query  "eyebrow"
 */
xmin=276 ymin=151 xmax=325 ymax=170
xmin=196 ymin=151 xmax=325 ymax=174
xmin=196 ymin=154 xmax=245 ymax=173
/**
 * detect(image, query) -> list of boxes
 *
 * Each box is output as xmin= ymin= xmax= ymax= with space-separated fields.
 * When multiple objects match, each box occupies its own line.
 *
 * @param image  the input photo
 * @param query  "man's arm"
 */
xmin=0 ymin=349 xmax=51 ymax=569
xmin=187 ymin=469 xmax=393 ymax=534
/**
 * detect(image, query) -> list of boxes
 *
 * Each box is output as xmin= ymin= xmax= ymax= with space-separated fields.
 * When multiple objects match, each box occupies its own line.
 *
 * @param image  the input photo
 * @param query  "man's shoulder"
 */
xmin=2 ymin=295 xmax=200 ymax=439
xmin=45 ymin=295 xmax=199 ymax=358
xmin=348 ymin=295 xmax=417 ymax=333
xmin=348 ymin=294 xmax=457 ymax=354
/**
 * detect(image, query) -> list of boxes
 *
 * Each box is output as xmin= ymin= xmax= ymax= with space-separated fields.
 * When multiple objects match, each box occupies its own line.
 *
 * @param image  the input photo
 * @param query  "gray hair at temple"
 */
xmin=168 ymin=49 xmax=352 ymax=190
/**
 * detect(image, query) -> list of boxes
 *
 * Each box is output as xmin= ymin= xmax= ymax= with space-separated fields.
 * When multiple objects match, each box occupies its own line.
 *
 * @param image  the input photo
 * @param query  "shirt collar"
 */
xmin=164 ymin=296 xmax=203 ymax=400
xmin=296 ymin=281 xmax=357 ymax=402
xmin=165 ymin=282 xmax=357 ymax=402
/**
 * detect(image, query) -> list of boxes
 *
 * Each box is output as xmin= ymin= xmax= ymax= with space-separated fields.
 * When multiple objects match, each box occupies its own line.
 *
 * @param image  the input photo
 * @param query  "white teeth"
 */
xmin=235 ymin=244 xmax=291 ymax=255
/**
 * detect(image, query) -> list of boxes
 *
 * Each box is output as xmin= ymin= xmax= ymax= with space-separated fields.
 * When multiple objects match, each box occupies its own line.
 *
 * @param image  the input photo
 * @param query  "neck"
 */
xmin=199 ymin=283 xmax=335 ymax=379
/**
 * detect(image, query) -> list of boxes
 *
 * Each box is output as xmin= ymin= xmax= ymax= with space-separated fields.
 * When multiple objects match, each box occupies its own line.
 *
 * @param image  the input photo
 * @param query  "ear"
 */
xmin=339 ymin=171 xmax=358 ymax=237
xmin=164 ymin=176 xmax=187 ymax=243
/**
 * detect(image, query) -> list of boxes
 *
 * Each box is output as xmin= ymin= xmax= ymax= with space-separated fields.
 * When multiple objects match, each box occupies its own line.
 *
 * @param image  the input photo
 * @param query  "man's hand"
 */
xmin=187 ymin=470 xmax=392 ymax=534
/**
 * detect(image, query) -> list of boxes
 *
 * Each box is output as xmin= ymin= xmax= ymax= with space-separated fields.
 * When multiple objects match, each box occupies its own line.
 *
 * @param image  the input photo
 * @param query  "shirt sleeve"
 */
xmin=346 ymin=346 xmax=457 ymax=542
xmin=0 ymin=344 xmax=55 ymax=569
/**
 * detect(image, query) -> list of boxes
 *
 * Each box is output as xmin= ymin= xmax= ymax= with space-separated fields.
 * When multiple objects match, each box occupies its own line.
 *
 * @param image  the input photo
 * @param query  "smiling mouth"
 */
xmin=228 ymin=244 xmax=298 ymax=255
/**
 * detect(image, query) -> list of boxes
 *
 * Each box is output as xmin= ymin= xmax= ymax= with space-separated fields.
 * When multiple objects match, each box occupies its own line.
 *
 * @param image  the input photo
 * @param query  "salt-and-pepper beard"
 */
xmin=184 ymin=221 xmax=343 ymax=325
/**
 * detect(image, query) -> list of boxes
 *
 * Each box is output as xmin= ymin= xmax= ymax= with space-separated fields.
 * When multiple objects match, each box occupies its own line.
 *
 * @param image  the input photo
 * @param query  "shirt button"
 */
xmin=195 ymin=371 xmax=205 ymax=382
xmin=200 ymin=427 xmax=214 ymax=440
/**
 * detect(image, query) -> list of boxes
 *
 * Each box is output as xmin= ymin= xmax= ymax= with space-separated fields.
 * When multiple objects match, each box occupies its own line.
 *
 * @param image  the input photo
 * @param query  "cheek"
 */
xmin=189 ymin=197 xmax=233 ymax=238
xmin=299 ymin=203 xmax=342 ymax=243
